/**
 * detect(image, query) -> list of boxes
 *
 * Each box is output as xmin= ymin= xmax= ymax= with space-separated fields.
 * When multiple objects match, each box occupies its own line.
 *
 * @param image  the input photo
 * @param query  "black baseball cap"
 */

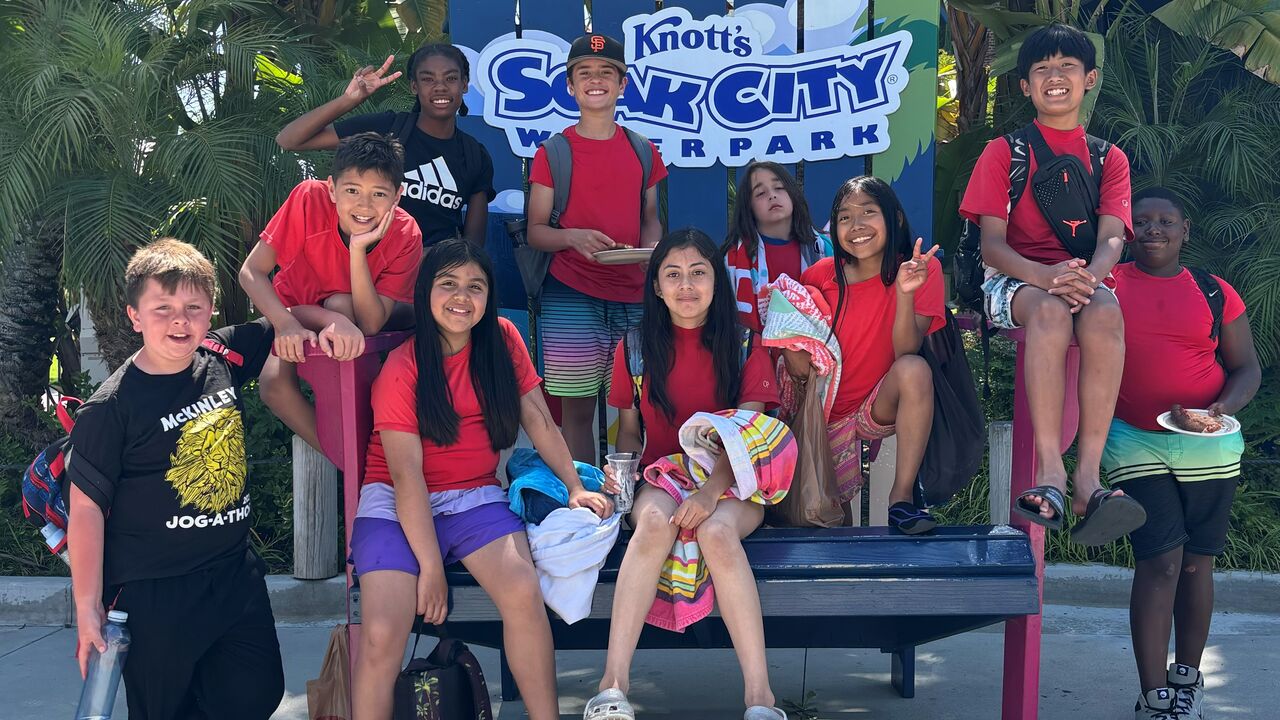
xmin=566 ymin=33 xmax=627 ymax=73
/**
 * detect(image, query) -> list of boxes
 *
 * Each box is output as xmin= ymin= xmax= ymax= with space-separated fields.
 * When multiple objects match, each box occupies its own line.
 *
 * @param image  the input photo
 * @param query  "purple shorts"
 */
xmin=350 ymin=502 xmax=525 ymax=575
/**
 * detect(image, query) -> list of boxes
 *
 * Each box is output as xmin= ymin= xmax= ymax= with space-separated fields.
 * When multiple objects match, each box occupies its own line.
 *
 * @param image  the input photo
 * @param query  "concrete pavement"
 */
xmin=3 ymin=602 xmax=1273 ymax=719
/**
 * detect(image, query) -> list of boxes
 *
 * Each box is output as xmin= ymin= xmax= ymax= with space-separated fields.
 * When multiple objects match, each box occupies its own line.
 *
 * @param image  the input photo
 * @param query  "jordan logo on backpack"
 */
xmin=1062 ymin=219 xmax=1087 ymax=237
xmin=403 ymin=157 xmax=463 ymax=210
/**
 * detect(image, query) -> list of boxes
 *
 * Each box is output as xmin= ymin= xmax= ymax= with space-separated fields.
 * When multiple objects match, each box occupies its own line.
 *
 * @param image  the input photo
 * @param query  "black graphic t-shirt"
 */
xmin=334 ymin=111 xmax=497 ymax=246
xmin=68 ymin=320 xmax=274 ymax=586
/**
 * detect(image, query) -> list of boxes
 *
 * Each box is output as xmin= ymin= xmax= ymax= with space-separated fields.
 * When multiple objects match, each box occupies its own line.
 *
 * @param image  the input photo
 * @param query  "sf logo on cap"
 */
xmin=590 ymin=35 xmax=606 ymax=52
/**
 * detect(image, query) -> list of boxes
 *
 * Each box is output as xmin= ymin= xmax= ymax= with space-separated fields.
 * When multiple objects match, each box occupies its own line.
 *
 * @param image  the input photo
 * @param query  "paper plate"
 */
xmin=593 ymin=247 xmax=654 ymax=265
xmin=1156 ymin=409 xmax=1241 ymax=437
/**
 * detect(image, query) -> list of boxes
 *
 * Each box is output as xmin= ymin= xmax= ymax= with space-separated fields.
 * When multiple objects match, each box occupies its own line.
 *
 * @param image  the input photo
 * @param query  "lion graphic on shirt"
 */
xmin=165 ymin=407 xmax=246 ymax=513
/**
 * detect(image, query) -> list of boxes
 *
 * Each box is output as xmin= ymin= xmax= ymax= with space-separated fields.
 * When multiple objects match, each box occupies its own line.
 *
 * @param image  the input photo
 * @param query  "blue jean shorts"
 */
xmin=982 ymin=271 xmax=1116 ymax=329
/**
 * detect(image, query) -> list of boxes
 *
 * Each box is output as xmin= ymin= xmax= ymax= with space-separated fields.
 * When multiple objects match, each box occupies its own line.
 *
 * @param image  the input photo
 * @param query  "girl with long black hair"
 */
xmin=584 ymin=229 xmax=787 ymax=720
xmin=786 ymin=176 xmax=946 ymax=534
xmin=349 ymin=240 xmax=611 ymax=719
xmin=276 ymin=43 xmax=496 ymax=246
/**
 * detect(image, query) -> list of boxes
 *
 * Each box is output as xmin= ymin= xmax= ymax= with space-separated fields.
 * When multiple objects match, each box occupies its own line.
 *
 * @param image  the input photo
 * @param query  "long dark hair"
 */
xmin=828 ymin=176 xmax=914 ymax=333
xmin=722 ymin=161 xmax=815 ymax=261
xmin=406 ymin=43 xmax=470 ymax=116
xmin=413 ymin=239 xmax=518 ymax=449
xmin=642 ymin=228 xmax=743 ymax=421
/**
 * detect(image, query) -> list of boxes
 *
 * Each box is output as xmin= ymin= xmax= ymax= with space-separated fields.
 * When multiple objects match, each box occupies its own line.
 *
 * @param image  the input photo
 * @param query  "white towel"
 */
xmin=527 ymin=507 xmax=622 ymax=624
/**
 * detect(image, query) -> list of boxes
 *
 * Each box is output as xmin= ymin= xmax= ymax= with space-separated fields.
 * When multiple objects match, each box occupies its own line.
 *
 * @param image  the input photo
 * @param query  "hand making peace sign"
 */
xmin=895 ymin=238 xmax=939 ymax=295
xmin=344 ymin=55 xmax=402 ymax=103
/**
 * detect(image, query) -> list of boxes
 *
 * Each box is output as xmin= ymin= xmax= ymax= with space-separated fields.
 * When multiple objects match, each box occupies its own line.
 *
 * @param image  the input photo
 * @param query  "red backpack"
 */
xmin=21 ymin=396 xmax=80 ymax=556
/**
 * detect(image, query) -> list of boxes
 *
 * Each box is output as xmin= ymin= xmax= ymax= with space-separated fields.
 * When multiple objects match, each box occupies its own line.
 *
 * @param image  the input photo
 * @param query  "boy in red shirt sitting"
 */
xmin=240 ymin=132 xmax=423 ymax=451
xmin=1105 ymin=188 xmax=1259 ymax=720
xmin=960 ymin=24 xmax=1144 ymax=544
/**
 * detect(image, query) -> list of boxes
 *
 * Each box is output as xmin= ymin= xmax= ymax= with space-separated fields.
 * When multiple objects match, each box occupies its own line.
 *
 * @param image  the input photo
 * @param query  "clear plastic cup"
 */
xmin=605 ymin=452 xmax=641 ymax=514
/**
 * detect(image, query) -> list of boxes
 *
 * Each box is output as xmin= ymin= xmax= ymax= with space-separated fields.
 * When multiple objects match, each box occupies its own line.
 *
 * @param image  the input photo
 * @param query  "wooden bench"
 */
xmin=296 ymin=328 xmax=1047 ymax=719
xmin=413 ymin=525 xmax=1038 ymax=709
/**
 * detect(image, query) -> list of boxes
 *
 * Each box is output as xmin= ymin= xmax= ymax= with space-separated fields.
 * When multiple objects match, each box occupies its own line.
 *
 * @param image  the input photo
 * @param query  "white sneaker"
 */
xmin=1168 ymin=663 xmax=1204 ymax=719
xmin=1135 ymin=688 xmax=1181 ymax=719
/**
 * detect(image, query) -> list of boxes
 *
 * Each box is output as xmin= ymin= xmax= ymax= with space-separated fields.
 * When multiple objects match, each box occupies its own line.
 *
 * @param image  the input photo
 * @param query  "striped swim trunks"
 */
xmin=539 ymin=275 xmax=642 ymax=398
xmin=1102 ymin=417 xmax=1244 ymax=484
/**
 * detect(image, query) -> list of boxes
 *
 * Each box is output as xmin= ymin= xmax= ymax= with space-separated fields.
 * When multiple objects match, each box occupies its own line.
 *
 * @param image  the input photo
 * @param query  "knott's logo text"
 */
xmin=474 ymin=7 xmax=912 ymax=168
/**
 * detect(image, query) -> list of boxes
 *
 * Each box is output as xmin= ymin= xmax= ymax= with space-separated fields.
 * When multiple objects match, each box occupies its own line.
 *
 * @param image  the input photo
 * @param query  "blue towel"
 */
xmin=507 ymin=448 xmax=606 ymax=525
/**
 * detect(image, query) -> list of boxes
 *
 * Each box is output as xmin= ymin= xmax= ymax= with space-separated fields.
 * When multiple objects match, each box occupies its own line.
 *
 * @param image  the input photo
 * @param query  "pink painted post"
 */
xmin=295 ymin=330 xmax=412 ymax=689
xmin=1001 ymin=328 xmax=1081 ymax=720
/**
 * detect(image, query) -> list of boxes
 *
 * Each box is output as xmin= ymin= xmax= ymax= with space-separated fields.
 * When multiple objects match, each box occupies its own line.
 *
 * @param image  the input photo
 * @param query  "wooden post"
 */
xmin=292 ymin=435 xmax=340 ymax=580
xmin=988 ymin=421 xmax=1013 ymax=525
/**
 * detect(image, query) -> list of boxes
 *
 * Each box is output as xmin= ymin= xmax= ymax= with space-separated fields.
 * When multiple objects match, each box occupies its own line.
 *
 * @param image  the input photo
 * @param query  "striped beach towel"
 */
xmin=758 ymin=275 xmax=842 ymax=421
xmin=643 ymin=410 xmax=796 ymax=632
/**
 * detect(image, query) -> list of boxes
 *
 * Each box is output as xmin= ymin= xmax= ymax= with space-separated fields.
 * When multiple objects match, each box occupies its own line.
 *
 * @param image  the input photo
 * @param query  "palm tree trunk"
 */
xmin=86 ymin=292 xmax=141 ymax=373
xmin=0 ymin=216 xmax=64 ymax=449
xmin=948 ymin=6 xmax=992 ymax=132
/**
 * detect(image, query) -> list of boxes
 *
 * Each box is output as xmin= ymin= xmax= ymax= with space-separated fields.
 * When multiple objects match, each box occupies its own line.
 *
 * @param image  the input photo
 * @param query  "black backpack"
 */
xmin=1022 ymin=124 xmax=1110 ymax=260
xmin=1186 ymin=266 xmax=1226 ymax=341
xmin=393 ymin=630 xmax=492 ymax=720
xmin=507 ymin=127 xmax=656 ymax=314
xmin=914 ymin=309 xmax=985 ymax=507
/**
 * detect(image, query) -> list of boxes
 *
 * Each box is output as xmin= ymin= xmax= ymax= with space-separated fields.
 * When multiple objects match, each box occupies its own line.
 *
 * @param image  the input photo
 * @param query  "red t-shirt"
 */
xmin=261 ymin=179 xmax=422 ymax=307
xmin=762 ymin=235 xmax=803 ymax=286
xmin=802 ymin=256 xmax=947 ymax=421
xmin=363 ymin=318 xmax=541 ymax=492
xmin=959 ymin=120 xmax=1133 ymax=266
xmin=1112 ymin=263 xmax=1246 ymax=431
xmin=530 ymin=125 xmax=668 ymax=303
xmin=607 ymin=325 xmax=780 ymax=466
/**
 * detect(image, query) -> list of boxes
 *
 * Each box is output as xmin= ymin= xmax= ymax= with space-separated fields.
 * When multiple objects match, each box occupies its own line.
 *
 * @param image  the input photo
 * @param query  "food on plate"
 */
xmin=1169 ymin=404 xmax=1224 ymax=434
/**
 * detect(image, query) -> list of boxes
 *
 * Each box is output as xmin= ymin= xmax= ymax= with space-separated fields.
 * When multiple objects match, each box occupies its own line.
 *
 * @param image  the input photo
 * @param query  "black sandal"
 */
xmin=889 ymin=502 xmax=937 ymax=535
xmin=1070 ymin=488 xmax=1147 ymax=547
xmin=1012 ymin=485 xmax=1067 ymax=530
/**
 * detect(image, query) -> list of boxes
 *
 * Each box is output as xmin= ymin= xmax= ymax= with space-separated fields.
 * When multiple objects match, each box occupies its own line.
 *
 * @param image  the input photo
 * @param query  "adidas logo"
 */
xmin=403 ymin=157 xmax=464 ymax=210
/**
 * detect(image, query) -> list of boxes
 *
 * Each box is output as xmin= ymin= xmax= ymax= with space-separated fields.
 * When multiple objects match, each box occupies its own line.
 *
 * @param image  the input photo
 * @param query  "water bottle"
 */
xmin=75 ymin=610 xmax=130 ymax=720
xmin=40 ymin=522 xmax=70 ymax=565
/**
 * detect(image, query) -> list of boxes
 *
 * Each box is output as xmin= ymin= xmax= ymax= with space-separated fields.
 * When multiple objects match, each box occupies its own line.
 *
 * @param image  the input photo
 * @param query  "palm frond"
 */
xmin=58 ymin=174 xmax=167 ymax=300
xmin=1223 ymin=250 xmax=1280 ymax=367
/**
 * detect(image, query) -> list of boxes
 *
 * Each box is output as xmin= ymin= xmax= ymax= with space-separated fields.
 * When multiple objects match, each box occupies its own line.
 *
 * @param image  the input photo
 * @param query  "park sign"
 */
xmin=473 ymin=7 xmax=913 ymax=168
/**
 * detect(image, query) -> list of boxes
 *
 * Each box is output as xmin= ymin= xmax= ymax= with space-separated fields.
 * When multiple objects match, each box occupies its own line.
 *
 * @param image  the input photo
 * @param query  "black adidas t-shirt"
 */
xmin=334 ymin=111 xmax=497 ymax=246
xmin=67 ymin=320 xmax=274 ymax=587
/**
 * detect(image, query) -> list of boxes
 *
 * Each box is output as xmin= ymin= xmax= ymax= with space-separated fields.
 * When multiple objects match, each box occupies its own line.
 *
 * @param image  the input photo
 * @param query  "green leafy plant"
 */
xmin=1091 ymin=10 xmax=1280 ymax=367
xmin=1152 ymin=0 xmax=1280 ymax=85
xmin=779 ymin=690 xmax=821 ymax=720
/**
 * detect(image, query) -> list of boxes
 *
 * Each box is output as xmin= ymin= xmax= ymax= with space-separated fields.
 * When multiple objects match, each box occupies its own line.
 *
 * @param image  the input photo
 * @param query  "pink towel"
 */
xmin=758 ymin=275 xmax=842 ymax=420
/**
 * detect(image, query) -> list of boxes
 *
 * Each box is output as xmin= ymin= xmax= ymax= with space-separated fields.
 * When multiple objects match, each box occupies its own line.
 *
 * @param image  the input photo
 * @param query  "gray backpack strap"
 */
xmin=543 ymin=132 xmax=572 ymax=228
xmin=621 ymin=127 xmax=654 ymax=217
